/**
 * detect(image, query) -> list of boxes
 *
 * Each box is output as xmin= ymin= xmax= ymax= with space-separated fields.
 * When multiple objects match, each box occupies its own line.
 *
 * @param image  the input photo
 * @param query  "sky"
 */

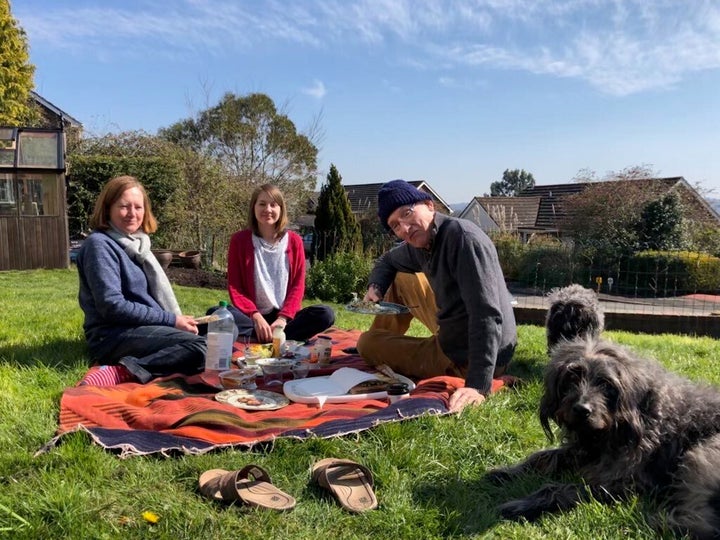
xmin=14 ymin=0 xmax=720 ymax=205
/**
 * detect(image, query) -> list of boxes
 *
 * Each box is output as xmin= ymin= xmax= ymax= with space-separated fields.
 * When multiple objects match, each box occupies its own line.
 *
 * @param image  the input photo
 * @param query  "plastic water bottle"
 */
xmin=205 ymin=301 xmax=237 ymax=371
xmin=272 ymin=325 xmax=286 ymax=358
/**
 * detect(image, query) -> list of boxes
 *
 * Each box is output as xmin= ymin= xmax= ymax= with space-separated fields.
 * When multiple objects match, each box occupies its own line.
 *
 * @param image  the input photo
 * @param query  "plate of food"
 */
xmin=345 ymin=300 xmax=410 ymax=315
xmin=214 ymin=388 xmax=290 ymax=410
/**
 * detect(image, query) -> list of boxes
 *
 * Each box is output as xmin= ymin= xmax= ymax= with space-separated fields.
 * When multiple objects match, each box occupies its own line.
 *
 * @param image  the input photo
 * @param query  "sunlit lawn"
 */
xmin=1 ymin=268 xmax=718 ymax=539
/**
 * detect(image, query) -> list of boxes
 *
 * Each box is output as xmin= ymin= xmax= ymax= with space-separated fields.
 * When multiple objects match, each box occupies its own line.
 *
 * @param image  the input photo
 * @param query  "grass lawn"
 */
xmin=1 ymin=269 xmax=718 ymax=539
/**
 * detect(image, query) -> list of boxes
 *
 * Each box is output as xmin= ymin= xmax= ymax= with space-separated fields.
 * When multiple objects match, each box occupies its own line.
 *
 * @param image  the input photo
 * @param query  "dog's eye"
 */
xmin=599 ymin=379 xmax=619 ymax=402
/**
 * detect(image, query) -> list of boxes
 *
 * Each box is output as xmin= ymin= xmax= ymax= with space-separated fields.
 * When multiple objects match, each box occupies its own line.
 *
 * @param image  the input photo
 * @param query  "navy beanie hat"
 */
xmin=377 ymin=180 xmax=432 ymax=230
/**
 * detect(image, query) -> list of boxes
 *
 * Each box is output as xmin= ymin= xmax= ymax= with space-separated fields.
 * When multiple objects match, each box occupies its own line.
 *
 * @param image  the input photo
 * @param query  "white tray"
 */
xmin=283 ymin=373 xmax=415 ymax=404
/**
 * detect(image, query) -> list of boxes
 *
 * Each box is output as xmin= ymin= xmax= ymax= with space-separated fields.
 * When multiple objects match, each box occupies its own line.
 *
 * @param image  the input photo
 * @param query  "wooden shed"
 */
xmin=0 ymin=127 xmax=69 ymax=270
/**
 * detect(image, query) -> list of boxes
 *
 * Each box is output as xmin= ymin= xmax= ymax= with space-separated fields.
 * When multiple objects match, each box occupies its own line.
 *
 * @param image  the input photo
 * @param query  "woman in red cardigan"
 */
xmin=225 ymin=184 xmax=335 ymax=343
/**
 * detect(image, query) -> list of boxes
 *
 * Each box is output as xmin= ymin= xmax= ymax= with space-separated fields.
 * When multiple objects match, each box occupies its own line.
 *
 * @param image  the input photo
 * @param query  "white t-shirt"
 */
xmin=251 ymin=233 xmax=290 ymax=314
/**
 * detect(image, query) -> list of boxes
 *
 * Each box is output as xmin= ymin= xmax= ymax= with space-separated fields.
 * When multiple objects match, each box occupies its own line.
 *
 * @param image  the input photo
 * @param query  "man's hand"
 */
xmin=448 ymin=386 xmax=486 ymax=412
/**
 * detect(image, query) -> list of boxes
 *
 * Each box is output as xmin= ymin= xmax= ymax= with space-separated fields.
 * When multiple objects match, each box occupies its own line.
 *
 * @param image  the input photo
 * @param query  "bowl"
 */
xmin=291 ymin=361 xmax=311 ymax=379
xmin=218 ymin=368 xmax=257 ymax=390
xmin=256 ymin=358 xmax=295 ymax=375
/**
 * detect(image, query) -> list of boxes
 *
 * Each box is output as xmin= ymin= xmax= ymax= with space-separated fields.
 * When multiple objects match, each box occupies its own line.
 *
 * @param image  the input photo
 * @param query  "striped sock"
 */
xmin=79 ymin=365 xmax=137 ymax=386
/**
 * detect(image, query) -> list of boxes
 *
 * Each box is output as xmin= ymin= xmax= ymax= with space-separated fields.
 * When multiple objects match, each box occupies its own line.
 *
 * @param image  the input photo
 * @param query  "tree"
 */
xmin=159 ymin=92 xmax=319 ymax=217
xmin=313 ymin=164 xmax=361 ymax=261
xmin=67 ymin=131 xmax=238 ymax=267
xmin=636 ymin=193 xmax=684 ymax=251
xmin=489 ymin=168 xmax=535 ymax=196
xmin=0 ymin=0 xmax=38 ymax=125
xmin=562 ymin=165 xmax=683 ymax=258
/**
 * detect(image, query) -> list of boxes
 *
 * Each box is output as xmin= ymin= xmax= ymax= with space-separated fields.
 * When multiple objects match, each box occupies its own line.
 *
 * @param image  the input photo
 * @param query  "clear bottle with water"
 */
xmin=205 ymin=300 xmax=237 ymax=372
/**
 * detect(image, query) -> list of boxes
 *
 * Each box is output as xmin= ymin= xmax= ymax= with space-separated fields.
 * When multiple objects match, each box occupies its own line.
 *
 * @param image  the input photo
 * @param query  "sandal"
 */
xmin=311 ymin=458 xmax=378 ymax=513
xmin=198 ymin=464 xmax=296 ymax=511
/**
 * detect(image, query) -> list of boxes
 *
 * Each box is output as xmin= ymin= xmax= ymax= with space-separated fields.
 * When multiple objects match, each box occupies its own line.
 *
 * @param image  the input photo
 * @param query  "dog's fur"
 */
xmin=545 ymin=284 xmax=604 ymax=350
xmin=487 ymin=338 xmax=720 ymax=538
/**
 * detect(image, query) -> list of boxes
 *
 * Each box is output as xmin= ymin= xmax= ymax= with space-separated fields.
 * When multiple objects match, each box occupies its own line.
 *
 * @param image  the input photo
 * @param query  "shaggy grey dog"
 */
xmin=545 ymin=284 xmax=604 ymax=350
xmin=486 ymin=338 xmax=720 ymax=538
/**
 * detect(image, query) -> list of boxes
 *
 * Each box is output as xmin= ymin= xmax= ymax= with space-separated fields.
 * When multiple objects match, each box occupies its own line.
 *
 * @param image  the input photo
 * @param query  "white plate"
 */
xmin=283 ymin=373 xmax=415 ymax=404
xmin=215 ymin=389 xmax=290 ymax=410
xmin=344 ymin=301 xmax=410 ymax=315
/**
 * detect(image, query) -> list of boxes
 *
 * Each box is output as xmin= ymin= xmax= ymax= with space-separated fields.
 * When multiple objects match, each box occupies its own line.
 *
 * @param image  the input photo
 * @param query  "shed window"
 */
xmin=18 ymin=174 xmax=59 ymax=216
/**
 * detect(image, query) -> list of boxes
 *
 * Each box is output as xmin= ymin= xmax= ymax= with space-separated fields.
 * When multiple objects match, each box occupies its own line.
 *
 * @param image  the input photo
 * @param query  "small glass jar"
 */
xmin=313 ymin=335 xmax=333 ymax=365
xmin=387 ymin=382 xmax=410 ymax=403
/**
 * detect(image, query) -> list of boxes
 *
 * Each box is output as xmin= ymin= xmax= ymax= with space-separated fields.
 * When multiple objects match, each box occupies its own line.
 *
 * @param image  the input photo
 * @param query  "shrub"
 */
xmin=306 ymin=250 xmax=374 ymax=302
xmin=518 ymin=241 xmax=575 ymax=290
xmin=626 ymin=250 xmax=720 ymax=296
xmin=490 ymin=232 xmax=526 ymax=281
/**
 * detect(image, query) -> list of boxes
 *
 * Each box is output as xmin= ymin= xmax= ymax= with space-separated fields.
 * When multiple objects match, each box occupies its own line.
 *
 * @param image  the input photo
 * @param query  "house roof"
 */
xmin=468 ymin=196 xmax=542 ymax=229
xmin=343 ymin=180 xmax=453 ymax=216
xmin=30 ymin=91 xmax=83 ymax=128
xmin=516 ymin=177 xmax=720 ymax=230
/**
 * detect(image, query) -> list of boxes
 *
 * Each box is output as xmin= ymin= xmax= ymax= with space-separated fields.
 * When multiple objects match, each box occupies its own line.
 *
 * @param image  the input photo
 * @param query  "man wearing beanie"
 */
xmin=356 ymin=179 xmax=517 ymax=412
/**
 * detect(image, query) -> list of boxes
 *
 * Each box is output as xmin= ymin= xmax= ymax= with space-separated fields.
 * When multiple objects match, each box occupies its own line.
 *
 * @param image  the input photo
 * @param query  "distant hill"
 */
xmin=450 ymin=202 xmax=468 ymax=213
xmin=710 ymin=198 xmax=720 ymax=215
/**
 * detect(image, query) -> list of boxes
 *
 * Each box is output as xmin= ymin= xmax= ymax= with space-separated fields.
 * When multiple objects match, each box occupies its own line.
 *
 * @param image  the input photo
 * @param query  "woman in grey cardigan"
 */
xmin=357 ymin=180 xmax=517 ymax=412
xmin=76 ymin=175 xmax=206 ymax=385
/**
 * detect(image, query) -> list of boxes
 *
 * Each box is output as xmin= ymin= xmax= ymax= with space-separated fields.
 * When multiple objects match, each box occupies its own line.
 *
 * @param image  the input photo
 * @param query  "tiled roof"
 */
xmin=471 ymin=196 xmax=542 ymax=228
xmin=518 ymin=177 xmax=690 ymax=229
xmin=342 ymin=181 xmax=452 ymax=215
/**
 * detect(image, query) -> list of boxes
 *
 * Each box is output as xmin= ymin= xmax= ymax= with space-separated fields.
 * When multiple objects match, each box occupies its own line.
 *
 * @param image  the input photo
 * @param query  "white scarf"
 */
xmin=106 ymin=224 xmax=182 ymax=315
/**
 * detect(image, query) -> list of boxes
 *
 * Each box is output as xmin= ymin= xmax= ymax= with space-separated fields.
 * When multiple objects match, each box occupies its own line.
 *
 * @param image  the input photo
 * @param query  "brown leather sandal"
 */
xmin=311 ymin=458 xmax=378 ymax=513
xmin=199 ymin=464 xmax=296 ymax=511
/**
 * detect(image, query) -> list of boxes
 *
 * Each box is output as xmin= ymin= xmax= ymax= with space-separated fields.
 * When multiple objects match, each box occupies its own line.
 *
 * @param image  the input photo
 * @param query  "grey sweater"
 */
xmin=368 ymin=213 xmax=517 ymax=394
xmin=77 ymin=232 xmax=177 ymax=355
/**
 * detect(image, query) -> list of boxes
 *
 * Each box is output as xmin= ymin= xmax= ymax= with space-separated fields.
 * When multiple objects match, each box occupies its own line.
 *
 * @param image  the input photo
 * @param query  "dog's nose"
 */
xmin=572 ymin=402 xmax=592 ymax=418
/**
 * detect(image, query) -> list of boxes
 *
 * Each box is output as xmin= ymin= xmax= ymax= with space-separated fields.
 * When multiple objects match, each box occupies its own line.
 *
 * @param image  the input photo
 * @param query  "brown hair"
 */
xmin=89 ymin=175 xmax=158 ymax=233
xmin=248 ymin=184 xmax=288 ymax=236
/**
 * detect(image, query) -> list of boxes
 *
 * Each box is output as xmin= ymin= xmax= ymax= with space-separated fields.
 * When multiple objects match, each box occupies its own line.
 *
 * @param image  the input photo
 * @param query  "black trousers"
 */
xmin=206 ymin=303 xmax=335 ymax=343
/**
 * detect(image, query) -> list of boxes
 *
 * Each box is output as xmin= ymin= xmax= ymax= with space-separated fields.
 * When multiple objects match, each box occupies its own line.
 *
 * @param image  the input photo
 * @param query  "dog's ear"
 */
xmin=539 ymin=361 xmax=567 ymax=441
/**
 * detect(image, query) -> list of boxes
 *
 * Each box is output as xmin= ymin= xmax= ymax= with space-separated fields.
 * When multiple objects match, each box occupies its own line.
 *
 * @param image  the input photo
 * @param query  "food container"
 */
xmin=218 ymin=368 xmax=257 ymax=390
xmin=291 ymin=361 xmax=311 ymax=379
xmin=310 ymin=335 xmax=332 ymax=364
xmin=387 ymin=382 xmax=410 ymax=403
xmin=256 ymin=358 xmax=295 ymax=386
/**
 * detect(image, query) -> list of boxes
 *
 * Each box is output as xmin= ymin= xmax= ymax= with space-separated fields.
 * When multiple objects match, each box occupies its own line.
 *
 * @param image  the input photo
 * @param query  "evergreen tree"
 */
xmin=313 ymin=164 xmax=361 ymax=261
xmin=0 ymin=0 xmax=37 ymax=125
xmin=489 ymin=168 xmax=535 ymax=196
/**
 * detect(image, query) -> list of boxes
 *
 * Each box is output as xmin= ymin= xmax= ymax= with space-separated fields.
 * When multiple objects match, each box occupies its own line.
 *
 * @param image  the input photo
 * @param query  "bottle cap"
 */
xmin=219 ymin=300 xmax=228 ymax=307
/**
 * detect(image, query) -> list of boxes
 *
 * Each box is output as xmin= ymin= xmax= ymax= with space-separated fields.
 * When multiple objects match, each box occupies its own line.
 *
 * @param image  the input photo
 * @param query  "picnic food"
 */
xmin=218 ymin=368 xmax=257 ymax=390
xmin=247 ymin=344 xmax=273 ymax=359
xmin=347 ymin=372 xmax=398 ymax=394
xmin=347 ymin=299 xmax=385 ymax=313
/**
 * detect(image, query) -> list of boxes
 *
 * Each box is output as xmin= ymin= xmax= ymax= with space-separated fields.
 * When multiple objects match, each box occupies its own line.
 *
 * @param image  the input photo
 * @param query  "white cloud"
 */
xmin=302 ymin=79 xmax=327 ymax=99
xmin=15 ymin=0 xmax=720 ymax=96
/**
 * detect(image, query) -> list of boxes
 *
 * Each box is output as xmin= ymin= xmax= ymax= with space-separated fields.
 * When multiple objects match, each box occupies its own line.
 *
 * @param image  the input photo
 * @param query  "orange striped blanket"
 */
xmin=41 ymin=328 xmax=512 ymax=457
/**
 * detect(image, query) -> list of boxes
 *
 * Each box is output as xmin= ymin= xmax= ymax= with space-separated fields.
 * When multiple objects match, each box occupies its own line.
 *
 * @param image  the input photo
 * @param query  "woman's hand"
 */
xmin=253 ymin=313 xmax=272 ymax=343
xmin=175 ymin=315 xmax=199 ymax=335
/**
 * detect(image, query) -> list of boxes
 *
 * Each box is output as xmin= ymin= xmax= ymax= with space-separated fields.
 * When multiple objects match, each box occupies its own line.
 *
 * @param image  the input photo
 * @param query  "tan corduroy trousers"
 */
xmin=356 ymin=272 xmax=465 ymax=379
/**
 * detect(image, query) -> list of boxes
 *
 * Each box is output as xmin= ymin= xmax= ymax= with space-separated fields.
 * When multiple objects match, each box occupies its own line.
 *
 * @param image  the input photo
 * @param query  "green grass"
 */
xmin=1 ymin=269 xmax=717 ymax=539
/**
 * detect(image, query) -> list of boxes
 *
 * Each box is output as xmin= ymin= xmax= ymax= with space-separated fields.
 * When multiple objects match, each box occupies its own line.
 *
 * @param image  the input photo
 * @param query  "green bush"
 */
xmin=627 ymin=250 xmax=720 ymax=296
xmin=490 ymin=232 xmax=526 ymax=281
xmin=518 ymin=241 xmax=575 ymax=290
xmin=306 ymin=250 xmax=374 ymax=302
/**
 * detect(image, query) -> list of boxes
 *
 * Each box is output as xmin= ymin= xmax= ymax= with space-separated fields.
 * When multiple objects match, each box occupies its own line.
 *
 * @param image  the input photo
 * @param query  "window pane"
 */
xmin=17 ymin=132 xmax=61 ymax=168
xmin=0 ymin=173 xmax=17 ymax=215
xmin=18 ymin=174 xmax=59 ymax=216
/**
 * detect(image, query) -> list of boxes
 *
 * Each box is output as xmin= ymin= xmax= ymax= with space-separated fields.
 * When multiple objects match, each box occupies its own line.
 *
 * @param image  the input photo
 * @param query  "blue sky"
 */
xmin=14 ymin=0 xmax=720 ymax=204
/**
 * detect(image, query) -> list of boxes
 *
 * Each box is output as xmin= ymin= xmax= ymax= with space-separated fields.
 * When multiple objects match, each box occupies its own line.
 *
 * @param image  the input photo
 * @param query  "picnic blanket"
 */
xmin=40 ymin=328 xmax=513 ymax=457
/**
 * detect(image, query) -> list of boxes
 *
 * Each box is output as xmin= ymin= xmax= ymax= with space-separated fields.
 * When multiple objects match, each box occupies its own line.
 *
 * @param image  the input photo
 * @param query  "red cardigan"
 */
xmin=227 ymin=229 xmax=305 ymax=320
